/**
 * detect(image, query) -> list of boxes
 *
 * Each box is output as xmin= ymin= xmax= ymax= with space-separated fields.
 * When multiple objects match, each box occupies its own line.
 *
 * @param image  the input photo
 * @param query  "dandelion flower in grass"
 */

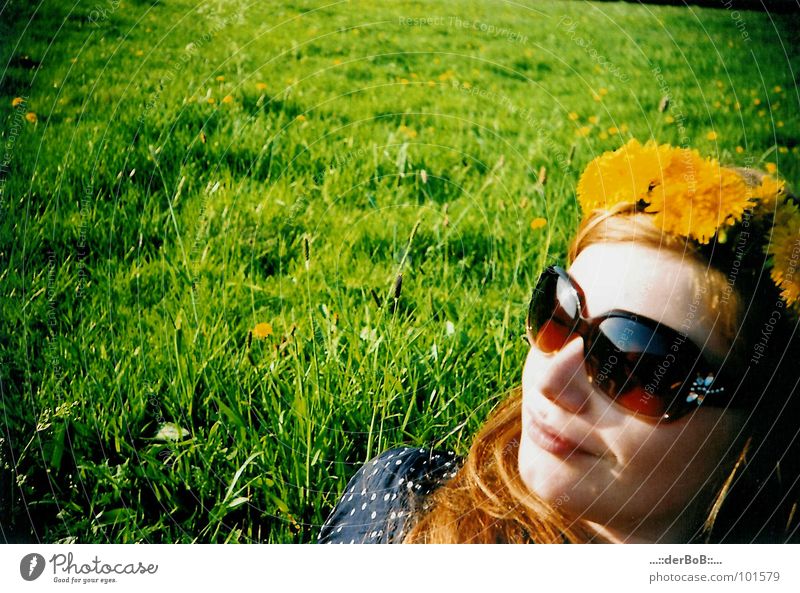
xmin=664 ymin=115 xmax=674 ymax=124
xmin=777 ymin=121 xmax=784 ymax=128
xmin=753 ymin=98 xmax=761 ymax=106
xmin=774 ymin=85 xmax=782 ymax=93
xmin=706 ymin=131 xmax=718 ymax=141
xmin=207 ymin=97 xmax=216 ymax=104
xmin=256 ymin=82 xmax=268 ymax=91
xmin=530 ymin=217 xmax=547 ymax=231
xmin=599 ymin=88 xmax=608 ymax=96
xmin=222 ymin=94 xmax=234 ymax=104
xmin=592 ymin=93 xmax=602 ymax=102
xmin=216 ymin=75 xmax=225 ymax=82
xmin=765 ymin=162 xmax=777 ymax=174
xmin=736 ymin=146 xmax=744 ymax=154
xmin=568 ymin=112 xmax=579 ymax=121
xmin=25 ymin=112 xmax=37 ymax=123
xmin=608 ymin=126 xmax=619 ymax=135
xmin=766 ymin=203 xmax=800 ymax=311
xmin=296 ymin=114 xmax=306 ymax=122
xmin=575 ymin=126 xmax=591 ymax=137
xmin=253 ymin=322 xmax=273 ymax=339
xmin=12 ymin=97 xmax=24 ymax=107
xmin=588 ymin=116 xmax=598 ymax=124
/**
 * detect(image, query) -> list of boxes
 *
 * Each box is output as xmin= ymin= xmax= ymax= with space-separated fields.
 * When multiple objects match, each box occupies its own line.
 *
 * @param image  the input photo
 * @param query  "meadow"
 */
xmin=0 ymin=0 xmax=797 ymax=543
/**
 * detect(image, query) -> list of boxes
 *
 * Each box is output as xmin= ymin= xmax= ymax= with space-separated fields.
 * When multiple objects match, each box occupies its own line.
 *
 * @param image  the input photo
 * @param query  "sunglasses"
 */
xmin=525 ymin=266 xmax=735 ymax=422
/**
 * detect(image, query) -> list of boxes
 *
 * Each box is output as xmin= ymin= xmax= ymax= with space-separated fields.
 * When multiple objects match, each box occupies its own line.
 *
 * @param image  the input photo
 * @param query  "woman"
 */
xmin=317 ymin=140 xmax=800 ymax=544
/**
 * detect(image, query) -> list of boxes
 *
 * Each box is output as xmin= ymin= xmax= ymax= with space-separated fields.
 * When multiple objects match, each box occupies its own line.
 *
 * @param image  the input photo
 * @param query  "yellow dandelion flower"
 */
xmin=766 ymin=203 xmax=800 ymax=311
xmin=577 ymin=139 xmax=672 ymax=213
xmin=774 ymin=85 xmax=782 ymax=93
xmin=207 ymin=97 xmax=216 ymax=104
xmin=400 ymin=78 xmax=409 ymax=85
xmin=568 ymin=112 xmax=579 ymax=121
xmin=620 ymin=123 xmax=629 ymax=133
xmin=758 ymin=109 xmax=766 ymax=117
xmin=222 ymin=94 xmax=234 ymax=104
xmin=576 ymin=126 xmax=591 ymax=137
xmin=752 ymin=175 xmax=786 ymax=210
xmin=706 ymin=131 xmax=718 ymax=141
xmin=12 ymin=97 xmax=24 ymax=107
xmin=588 ymin=116 xmax=598 ymax=124
xmin=765 ymin=162 xmax=777 ymax=174
xmin=599 ymin=131 xmax=609 ymax=140
xmin=216 ymin=75 xmax=225 ymax=82
xmin=777 ymin=121 xmax=784 ymax=128
xmin=599 ymin=88 xmax=608 ymax=96
xmin=753 ymin=98 xmax=761 ymax=106
xmin=735 ymin=146 xmax=744 ymax=154
xmin=713 ymin=100 xmax=722 ymax=108
xmin=592 ymin=93 xmax=602 ymax=102
xmin=715 ymin=80 xmax=724 ymax=88
xmin=333 ymin=58 xmax=342 ymax=65
xmin=253 ymin=322 xmax=273 ymax=339
xmin=25 ymin=112 xmax=37 ymax=123
xmin=296 ymin=114 xmax=306 ymax=122
xmin=779 ymin=146 xmax=788 ymax=154
xmin=608 ymin=126 xmax=619 ymax=135
xmin=530 ymin=217 xmax=547 ymax=230
xmin=577 ymin=139 xmax=754 ymax=244
xmin=135 ymin=49 xmax=144 ymax=57
xmin=427 ymin=80 xmax=435 ymax=87
xmin=664 ymin=115 xmax=674 ymax=124
xmin=256 ymin=82 xmax=268 ymax=91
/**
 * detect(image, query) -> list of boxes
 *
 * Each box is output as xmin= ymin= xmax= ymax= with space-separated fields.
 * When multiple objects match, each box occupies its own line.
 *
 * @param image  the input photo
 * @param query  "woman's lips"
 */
xmin=526 ymin=415 xmax=594 ymax=459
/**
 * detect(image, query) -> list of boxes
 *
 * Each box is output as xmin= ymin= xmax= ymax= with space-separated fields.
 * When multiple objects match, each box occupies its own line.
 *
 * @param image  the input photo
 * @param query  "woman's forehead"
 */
xmin=568 ymin=243 xmax=729 ymax=357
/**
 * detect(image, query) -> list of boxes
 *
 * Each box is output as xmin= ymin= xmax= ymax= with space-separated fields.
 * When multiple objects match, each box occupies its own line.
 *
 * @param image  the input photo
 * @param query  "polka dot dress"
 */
xmin=317 ymin=446 xmax=461 ymax=544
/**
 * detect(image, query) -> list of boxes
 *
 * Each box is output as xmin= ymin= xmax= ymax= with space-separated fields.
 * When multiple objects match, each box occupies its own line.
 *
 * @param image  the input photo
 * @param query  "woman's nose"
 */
xmin=531 ymin=335 xmax=594 ymax=415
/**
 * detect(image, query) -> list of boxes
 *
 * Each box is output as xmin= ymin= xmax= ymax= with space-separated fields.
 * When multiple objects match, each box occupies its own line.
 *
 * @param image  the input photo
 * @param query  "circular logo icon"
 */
xmin=20 ymin=553 xmax=46 ymax=581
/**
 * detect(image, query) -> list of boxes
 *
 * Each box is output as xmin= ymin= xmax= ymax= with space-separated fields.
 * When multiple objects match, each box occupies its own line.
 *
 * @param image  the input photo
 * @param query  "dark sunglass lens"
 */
xmin=536 ymin=319 xmax=574 ymax=353
xmin=589 ymin=318 xmax=684 ymax=418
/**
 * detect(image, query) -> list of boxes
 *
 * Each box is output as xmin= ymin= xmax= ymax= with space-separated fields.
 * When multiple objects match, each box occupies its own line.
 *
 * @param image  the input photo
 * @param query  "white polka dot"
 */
xmin=361 ymin=488 xmax=367 ymax=496
xmin=361 ymin=502 xmax=367 ymax=510
xmin=445 ymin=461 xmax=452 ymax=467
xmin=387 ymin=454 xmax=394 ymax=459
xmin=390 ymin=512 xmax=397 ymax=519
xmin=350 ymin=508 xmax=355 ymax=516
xmin=336 ymin=526 xmax=343 ymax=533
xmin=371 ymin=531 xmax=377 ymax=537
xmin=384 ymin=493 xmax=390 ymax=501
xmin=398 ymin=511 xmax=404 ymax=517
xmin=348 ymin=494 xmax=354 ymax=501
xmin=398 ymin=478 xmax=404 ymax=485
xmin=406 ymin=481 xmax=414 ymax=489
xmin=391 ymin=493 xmax=397 ymax=500
xmin=395 ymin=459 xmax=402 ymax=465
xmin=371 ymin=493 xmax=377 ymax=500
xmin=371 ymin=468 xmax=378 ymax=476
xmin=371 ymin=511 xmax=377 ymax=519
xmin=349 ymin=539 xmax=355 ymax=544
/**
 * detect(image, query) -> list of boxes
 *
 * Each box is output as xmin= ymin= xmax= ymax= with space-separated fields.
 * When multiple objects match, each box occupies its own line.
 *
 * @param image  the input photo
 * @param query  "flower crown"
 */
xmin=576 ymin=139 xmax=800 ymax=315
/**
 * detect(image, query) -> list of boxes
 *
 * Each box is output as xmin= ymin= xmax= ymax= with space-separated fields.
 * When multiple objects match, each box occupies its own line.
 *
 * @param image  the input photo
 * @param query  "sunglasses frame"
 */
xmin=525 ymin=265 xmax=733 ymax=422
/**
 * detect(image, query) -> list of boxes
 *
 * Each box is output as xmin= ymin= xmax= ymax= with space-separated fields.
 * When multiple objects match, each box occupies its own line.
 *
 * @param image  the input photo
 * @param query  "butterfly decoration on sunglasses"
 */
xmin=524 ymin=266 xmax=736 ymax=422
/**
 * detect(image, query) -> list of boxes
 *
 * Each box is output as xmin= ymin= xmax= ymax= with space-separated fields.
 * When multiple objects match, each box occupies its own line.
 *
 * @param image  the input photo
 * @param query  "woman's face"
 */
xmin=518 ymin=242 xmax=746 ymax=543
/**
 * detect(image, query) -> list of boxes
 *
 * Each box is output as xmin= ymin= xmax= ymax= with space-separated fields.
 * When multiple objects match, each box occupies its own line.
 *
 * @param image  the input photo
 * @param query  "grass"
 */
xmin=0 ymin=0 xmax=797 ymax=543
